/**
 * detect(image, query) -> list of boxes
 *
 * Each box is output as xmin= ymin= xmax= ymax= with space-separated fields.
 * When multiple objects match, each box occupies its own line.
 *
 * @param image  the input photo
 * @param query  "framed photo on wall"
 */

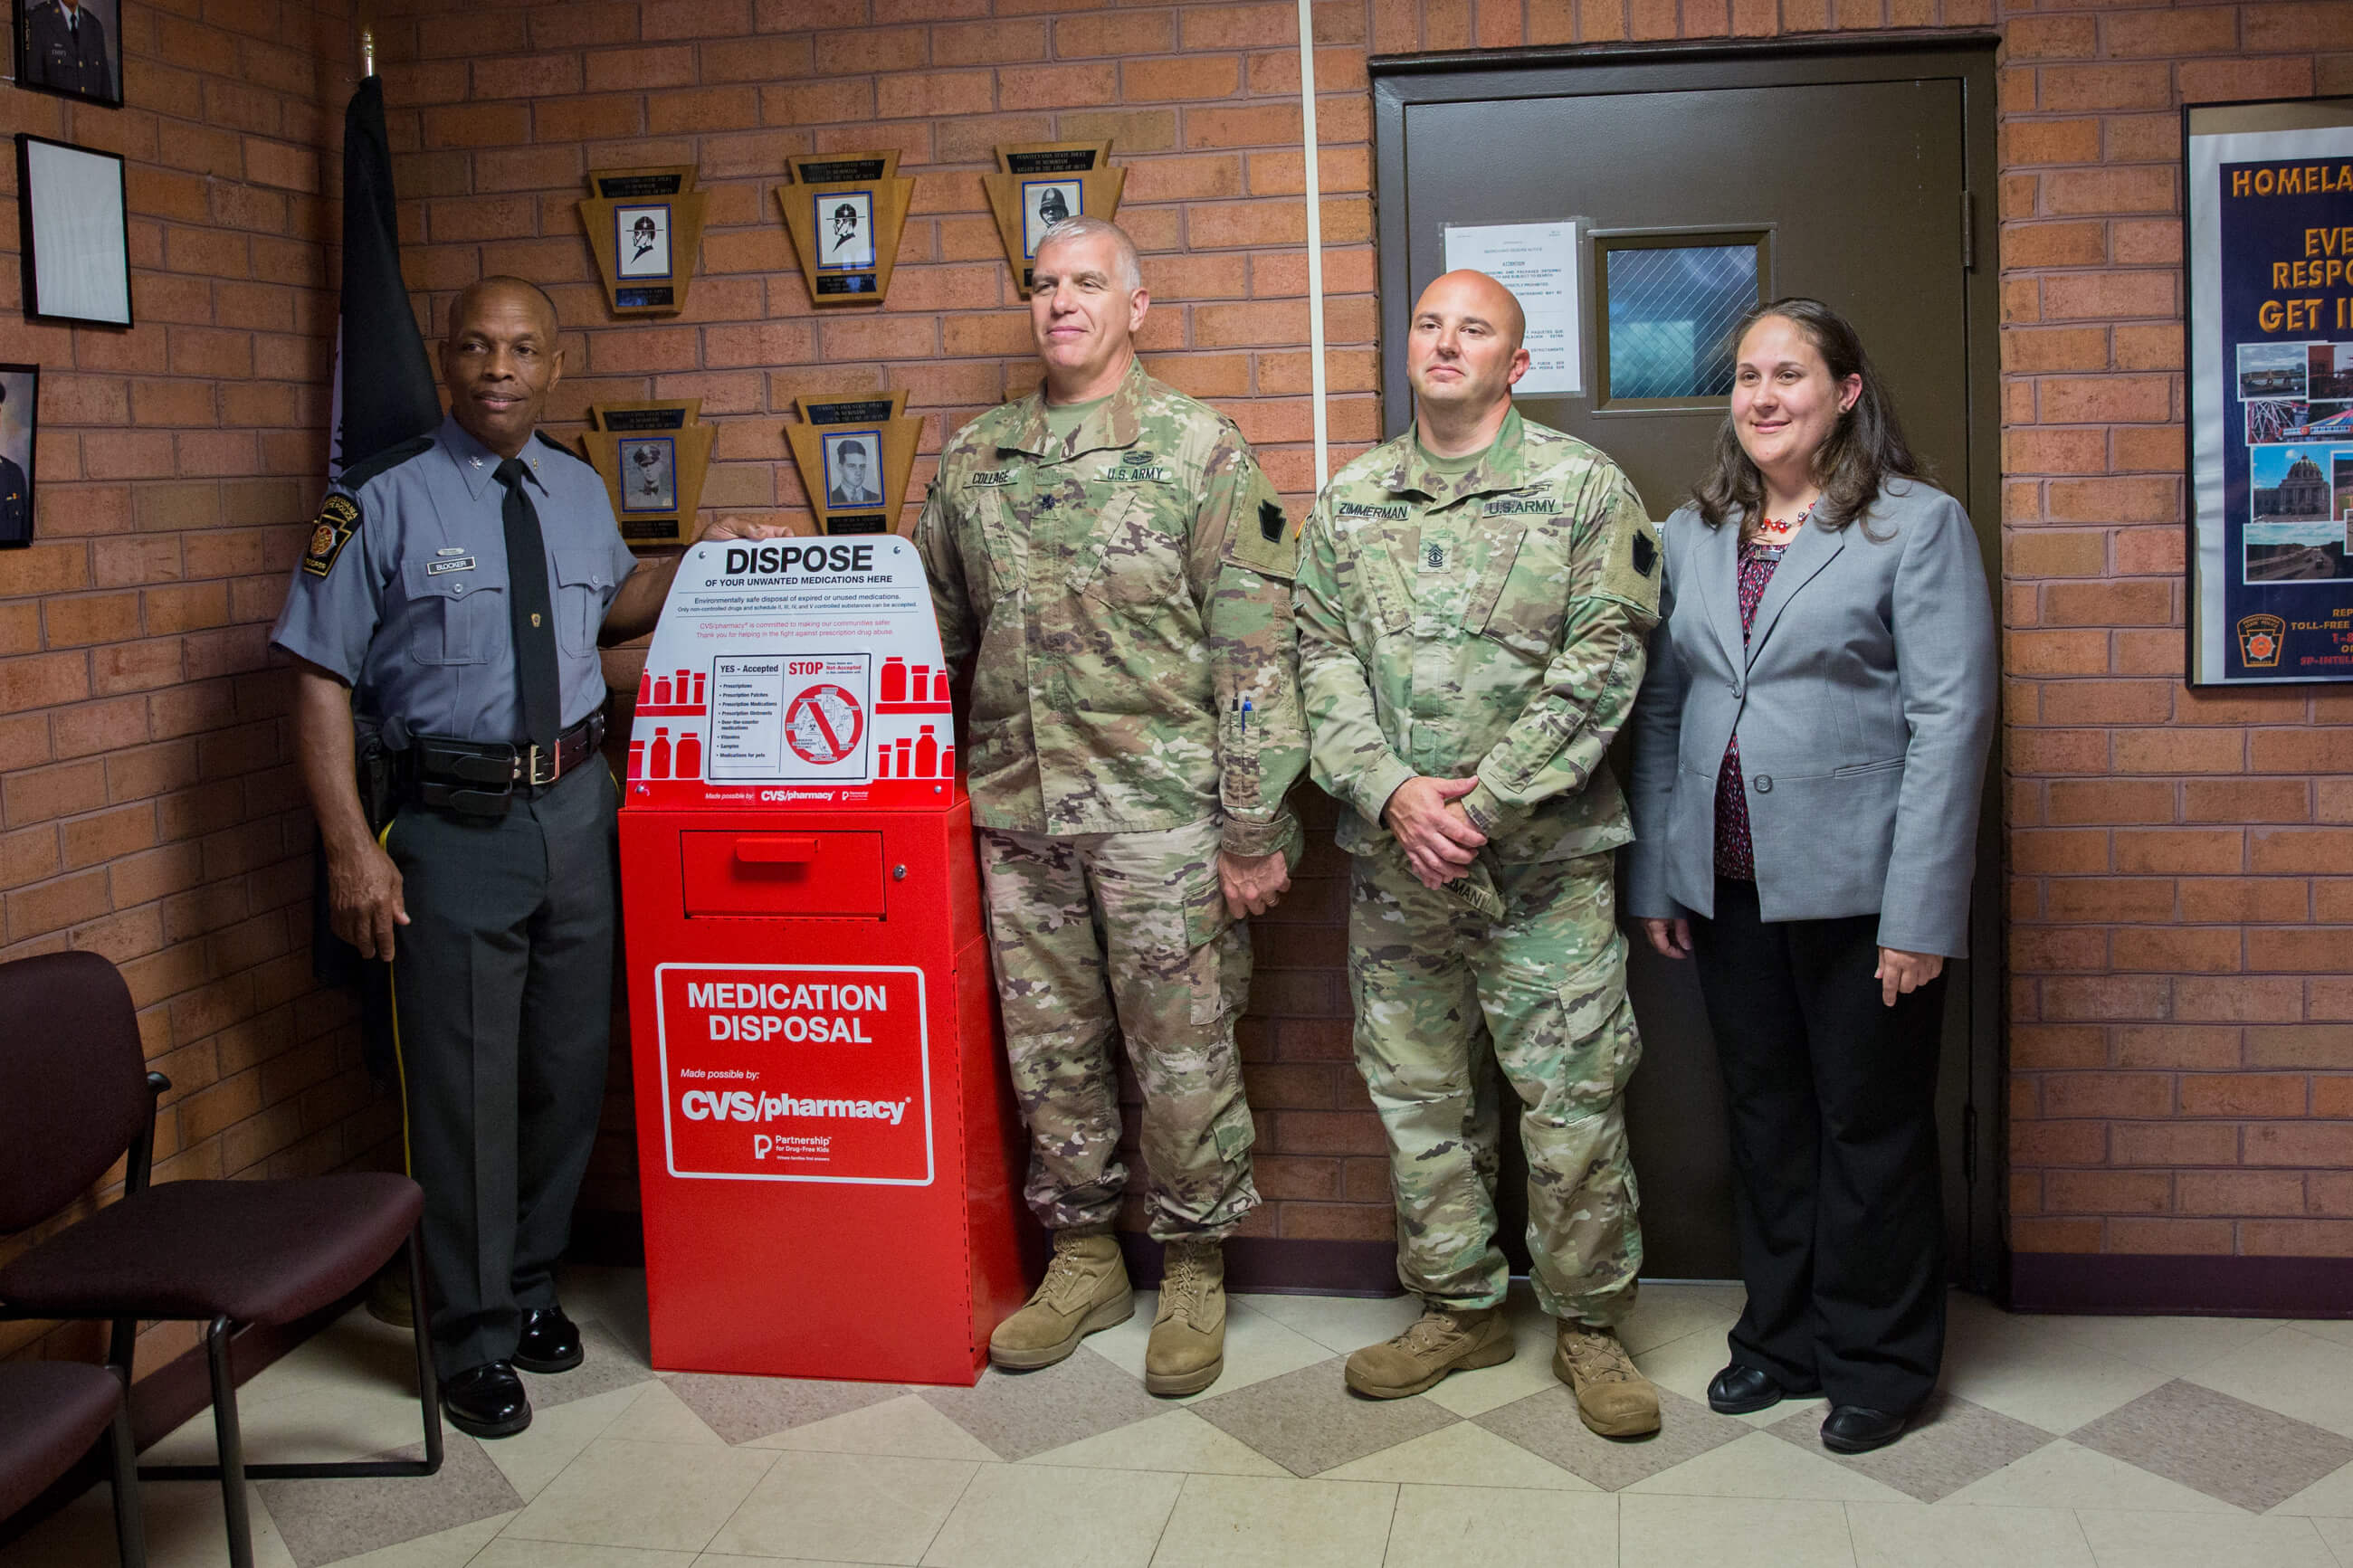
xmin=12 ymin=0 xmax=121 ymax=109
xmin=0 ymin=362 xmax=39 ymax=548
xmin=16 ymin=134 xmax=130 ymax=328
xmin=614 ymin=203 xmax=672 ymax=280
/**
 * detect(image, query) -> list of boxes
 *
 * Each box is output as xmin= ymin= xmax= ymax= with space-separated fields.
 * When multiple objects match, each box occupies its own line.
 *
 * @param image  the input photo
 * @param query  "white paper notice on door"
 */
xmin=1441 ymin=222 xmax=1582 ymax=395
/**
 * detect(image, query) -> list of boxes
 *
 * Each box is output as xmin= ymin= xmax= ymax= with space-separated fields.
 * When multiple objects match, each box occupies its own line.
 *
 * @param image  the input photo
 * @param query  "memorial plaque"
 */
xmin=580 ymin=166 xmax=710 ymax=318
xmin=981 ymin=141 xmax=1126 ymax=297
xmin=582 ymin=399 xmax=717 ymax=547
xmin=786 ymin=389 xmax=921 ymax=537
xmin=779 ymin=149 xmax=914 ymax=309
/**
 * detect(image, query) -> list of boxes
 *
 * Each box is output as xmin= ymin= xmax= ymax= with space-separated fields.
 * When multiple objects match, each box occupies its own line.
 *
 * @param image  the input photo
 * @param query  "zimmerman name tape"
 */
xmin=654 ymin=963 xmax=932 ymax=1185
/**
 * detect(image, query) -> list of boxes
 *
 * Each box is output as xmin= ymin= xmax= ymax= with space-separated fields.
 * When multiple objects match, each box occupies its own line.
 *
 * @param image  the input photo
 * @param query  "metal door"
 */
xmin=1373 ymin=40 xmax=2003 ymax=1287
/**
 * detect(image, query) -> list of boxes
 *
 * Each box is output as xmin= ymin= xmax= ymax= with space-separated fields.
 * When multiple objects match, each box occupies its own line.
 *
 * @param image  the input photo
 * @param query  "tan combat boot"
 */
xmin=988 ymin=1231 xmax=1133 ymax=1372
xmin=1344 ymin=1304 xmax=1513 ymax=1399
xmin=1144 ymin=1239 xmax=1226 ymax=1396
xmin=1553 ymin=1322 xmax=1661 ymax=1437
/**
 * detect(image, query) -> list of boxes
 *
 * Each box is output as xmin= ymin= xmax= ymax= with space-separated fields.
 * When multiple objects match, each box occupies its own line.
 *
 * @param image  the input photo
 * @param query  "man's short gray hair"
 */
xmin=1034 ymin=216 xmax=1142 ymax=291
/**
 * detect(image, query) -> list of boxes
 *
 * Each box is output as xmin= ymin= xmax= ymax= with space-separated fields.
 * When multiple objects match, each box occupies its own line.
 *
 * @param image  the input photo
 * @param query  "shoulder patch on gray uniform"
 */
xmin=301 ymin=493 xmax=361 ymax=579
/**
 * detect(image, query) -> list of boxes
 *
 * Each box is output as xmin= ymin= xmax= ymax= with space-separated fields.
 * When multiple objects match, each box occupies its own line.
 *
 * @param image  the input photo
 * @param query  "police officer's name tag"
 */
xmin=424 ymin=556 xmax=477 ymax=575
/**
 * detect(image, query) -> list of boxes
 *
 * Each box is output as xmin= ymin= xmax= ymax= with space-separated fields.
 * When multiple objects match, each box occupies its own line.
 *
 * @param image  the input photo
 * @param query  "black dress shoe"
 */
xmin=1821 ymin=1403 xmax=1911 ymax=1454
xmin=1707 ymin=1364 xmax=1822 ymax=1415
xmin=513 ymin=1306 xmax=584 ymax=1374
xmin=441 ymin=1362 xmax=531 ymax=1439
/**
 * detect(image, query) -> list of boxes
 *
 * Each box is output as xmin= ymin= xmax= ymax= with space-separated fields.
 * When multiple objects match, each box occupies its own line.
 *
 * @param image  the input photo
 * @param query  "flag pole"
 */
xmin=360 ymin=25 xmax=374 ymax=78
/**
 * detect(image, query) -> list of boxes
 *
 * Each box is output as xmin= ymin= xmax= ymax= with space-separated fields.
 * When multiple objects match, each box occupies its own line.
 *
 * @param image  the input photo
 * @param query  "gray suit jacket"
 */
xmin=1623 ymin=479 xmax=1996 ymax=956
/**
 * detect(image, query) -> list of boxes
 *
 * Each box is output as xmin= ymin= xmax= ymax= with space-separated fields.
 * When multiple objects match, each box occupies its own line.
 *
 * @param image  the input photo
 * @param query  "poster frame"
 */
xmin=2183 ymin=94 xmax=2353 ymax=687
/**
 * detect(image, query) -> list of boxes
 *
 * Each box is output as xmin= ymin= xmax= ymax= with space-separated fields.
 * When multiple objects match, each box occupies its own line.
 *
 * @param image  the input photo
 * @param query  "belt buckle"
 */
xmin=526 ymin=744 xmax=559 ymax=787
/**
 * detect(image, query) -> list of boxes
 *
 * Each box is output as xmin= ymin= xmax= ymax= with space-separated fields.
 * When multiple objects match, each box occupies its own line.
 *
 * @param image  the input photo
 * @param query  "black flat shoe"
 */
xmin=513 ymin=1306 xmax=585 ymax=1374
xmin=1821 ymin=1403 xmax=1910 ymax=1454
xmin=1707 ymin=1364 xmax=1821 ymax=1415
xmin=442 ymin=1361 xmax=531 ymax=1439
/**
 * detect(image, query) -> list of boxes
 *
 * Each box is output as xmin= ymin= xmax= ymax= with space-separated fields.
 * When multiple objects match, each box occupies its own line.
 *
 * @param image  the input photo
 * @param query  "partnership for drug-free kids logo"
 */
xmin=653 ymin=964 xmax=931 ymax=1186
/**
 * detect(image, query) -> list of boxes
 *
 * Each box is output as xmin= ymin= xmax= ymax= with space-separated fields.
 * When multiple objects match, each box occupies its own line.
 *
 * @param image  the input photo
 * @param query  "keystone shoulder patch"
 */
xmin=300 ymin=494 xmax=361 ymax=579
xmin=1259 ymin=498 xmax=1286 ymax=543
xmin=1633 ymin=532 xmax=1658 ymax=576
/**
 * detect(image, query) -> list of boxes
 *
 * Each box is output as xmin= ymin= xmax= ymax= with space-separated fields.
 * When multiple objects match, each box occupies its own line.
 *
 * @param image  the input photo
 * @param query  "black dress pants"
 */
xmin=385 ymin=761 xmax=619 ymax=1375
xmin=1689 ymin=878 xmax=1946 ymax=1413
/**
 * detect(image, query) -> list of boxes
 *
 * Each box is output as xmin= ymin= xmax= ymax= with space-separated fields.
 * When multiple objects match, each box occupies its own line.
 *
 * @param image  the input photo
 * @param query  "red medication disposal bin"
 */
xmin=618 ymin=537 xmax=1030 ymax=1385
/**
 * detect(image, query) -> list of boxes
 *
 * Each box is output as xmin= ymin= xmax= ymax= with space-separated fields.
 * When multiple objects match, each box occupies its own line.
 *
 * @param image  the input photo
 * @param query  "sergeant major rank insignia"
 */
xmin=301 ymin=494 xmax=360 ymax=578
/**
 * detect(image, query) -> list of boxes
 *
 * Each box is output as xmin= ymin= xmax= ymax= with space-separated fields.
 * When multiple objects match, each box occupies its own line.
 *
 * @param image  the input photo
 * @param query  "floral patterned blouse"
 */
xmin=1712 ymin=528 xmax=1796 ymax=880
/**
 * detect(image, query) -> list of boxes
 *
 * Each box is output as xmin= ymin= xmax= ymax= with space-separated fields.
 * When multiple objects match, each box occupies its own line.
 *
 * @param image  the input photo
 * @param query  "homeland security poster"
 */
xmin=2188 ymin=100 xmax=2353 ymax=684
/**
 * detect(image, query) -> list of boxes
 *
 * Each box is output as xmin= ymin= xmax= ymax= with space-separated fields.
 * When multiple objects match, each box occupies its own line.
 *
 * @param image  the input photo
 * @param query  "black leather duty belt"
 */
xmin=403 ymin=716 xmax=605 ymax=818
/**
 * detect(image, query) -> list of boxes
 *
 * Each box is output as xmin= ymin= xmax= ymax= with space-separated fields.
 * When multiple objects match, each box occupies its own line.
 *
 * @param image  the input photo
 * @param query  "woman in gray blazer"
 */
xmin=1624 ymin=298 xmax=1996 ymax=1456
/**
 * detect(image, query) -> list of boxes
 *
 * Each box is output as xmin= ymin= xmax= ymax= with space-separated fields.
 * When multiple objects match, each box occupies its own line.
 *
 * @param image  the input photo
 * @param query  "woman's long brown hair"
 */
xmin=1692 ymin=296 xmax=1924 ymax=540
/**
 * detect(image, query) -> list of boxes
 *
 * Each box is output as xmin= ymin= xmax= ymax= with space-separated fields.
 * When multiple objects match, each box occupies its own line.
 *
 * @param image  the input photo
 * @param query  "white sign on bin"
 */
xmin=624 ymin=537 xmax=955 ymax=810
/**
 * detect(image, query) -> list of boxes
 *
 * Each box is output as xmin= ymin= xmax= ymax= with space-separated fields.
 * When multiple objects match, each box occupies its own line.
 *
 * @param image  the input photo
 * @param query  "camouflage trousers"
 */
xmin=976 ymin=819 xmax=1259 ymax=1241
xmin=1348 ymin=843 xmax=1644 ymax=1326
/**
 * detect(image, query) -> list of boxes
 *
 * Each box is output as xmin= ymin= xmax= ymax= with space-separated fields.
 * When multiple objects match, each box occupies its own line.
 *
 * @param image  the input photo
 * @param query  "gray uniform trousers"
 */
xmin=384 ymin=760 xmax=618 ymax=1375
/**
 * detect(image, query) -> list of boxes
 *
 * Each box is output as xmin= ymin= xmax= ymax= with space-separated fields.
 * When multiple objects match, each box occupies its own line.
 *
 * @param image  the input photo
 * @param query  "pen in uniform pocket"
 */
xmin=1241 ymin=698 xmax=1251 ymax=733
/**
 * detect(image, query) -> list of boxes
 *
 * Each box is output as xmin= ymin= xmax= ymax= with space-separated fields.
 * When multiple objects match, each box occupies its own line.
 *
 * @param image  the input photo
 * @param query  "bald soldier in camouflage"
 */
xmin=914 ymin=216 xmax=1305 ymax=1397
xmin=1293 ymin=271 xmax=1665 ymax=1436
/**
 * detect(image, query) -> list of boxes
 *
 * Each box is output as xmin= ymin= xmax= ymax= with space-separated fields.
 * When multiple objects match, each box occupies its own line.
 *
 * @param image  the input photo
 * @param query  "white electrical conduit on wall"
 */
xmin=1295 ymin=0 xmax=1329 ymax=485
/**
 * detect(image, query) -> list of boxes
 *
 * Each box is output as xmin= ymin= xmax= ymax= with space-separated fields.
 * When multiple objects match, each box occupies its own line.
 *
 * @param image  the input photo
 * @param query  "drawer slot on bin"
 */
xmin=680 ymin=831 xmax=886 ymax=917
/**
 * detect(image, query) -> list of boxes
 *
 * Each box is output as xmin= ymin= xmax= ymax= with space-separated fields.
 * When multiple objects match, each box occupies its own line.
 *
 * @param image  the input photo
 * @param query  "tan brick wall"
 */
xmin=0 ymin=0 xmax=393 ymax=1371
xmin=2000 ymin=5 xmax=2353 ymax=1259
xmin=370 ymin=0 xmax=2353 ymax=1260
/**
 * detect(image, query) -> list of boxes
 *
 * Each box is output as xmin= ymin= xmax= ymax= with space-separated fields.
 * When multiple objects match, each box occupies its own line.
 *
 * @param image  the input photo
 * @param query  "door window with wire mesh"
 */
xmin=1595 ymin=233 xmax=1769 ymax=408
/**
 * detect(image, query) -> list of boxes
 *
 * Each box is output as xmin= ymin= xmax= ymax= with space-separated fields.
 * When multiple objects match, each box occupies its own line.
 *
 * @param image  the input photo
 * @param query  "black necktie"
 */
xmin=493 ymin=458 xmax=561 ymax=753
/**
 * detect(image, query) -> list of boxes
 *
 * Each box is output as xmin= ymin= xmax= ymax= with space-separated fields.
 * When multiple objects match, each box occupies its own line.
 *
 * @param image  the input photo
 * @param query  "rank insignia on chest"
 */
xmin=300 ymin=494 xmax=361 ymax=579
xmin=1422 ymin=540 xmax=1447 ymax=572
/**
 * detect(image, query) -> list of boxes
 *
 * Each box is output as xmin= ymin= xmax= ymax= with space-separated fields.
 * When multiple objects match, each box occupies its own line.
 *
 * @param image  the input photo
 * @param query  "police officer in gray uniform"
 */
xmin=272 ymin=277 xmax=770 ymax=1438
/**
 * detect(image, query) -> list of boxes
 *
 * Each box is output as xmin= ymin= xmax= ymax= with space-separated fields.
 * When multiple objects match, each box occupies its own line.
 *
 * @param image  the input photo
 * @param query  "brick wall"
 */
xmin=1998 ymin=5 xmax=2353 ymax=1264
xmin=370 ymin=0 xmax=2353 ymax=1274
xmin=0 ymin=0 xmax=391 ymax=1372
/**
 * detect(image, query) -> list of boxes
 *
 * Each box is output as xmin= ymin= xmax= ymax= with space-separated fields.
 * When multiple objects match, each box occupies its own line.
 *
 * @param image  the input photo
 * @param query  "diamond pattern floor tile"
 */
xmin=518 ymin=1320 xmax=657 ymax=1413
xmin=1188 ymin=1357 xmax=1457 ymax=1477
xmin=1768 ymin=1391 xmax=2054 ymax=1504
xmin=1474 ymin=1384 xmax=1749 ymax=1492
xmin=2069 ymin=1379 xmax=2353 ymax=1514
xmin=919 ymin=1345 xmax=1166 ymax=1461
xmin=256 ymin=1434 xmax=521 ymax=1568
xmin=665 ymin=1370 xmax=905 ymax=1444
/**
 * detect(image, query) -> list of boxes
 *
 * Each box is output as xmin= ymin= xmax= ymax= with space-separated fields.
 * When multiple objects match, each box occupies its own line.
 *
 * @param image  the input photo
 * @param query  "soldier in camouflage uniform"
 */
xmin=1293 ymin=271 xmax=1666 ymax=1435
xmin=913 ymin=217 xmax=1306 ymax=1397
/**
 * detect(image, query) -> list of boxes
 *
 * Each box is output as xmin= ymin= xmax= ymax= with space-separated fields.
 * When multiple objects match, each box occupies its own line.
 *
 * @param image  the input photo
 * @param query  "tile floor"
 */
xmin=10 ymin=1268 xmax=2353 ymax=1567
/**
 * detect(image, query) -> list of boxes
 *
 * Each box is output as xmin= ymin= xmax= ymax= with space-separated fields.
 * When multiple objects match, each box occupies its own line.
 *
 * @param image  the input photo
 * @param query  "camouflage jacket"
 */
xmin=913 ymin=357 xmax=1306 ymax=857
xmin=1293 ymin=407 xmax=1662 ymax=865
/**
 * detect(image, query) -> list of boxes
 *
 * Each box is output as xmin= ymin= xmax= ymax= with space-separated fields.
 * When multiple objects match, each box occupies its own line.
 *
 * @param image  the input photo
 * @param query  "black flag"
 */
xmin=316 ymin=76 xmax=440 ymax=1079
xmin=331 ymin=76 xmax=440 ymax=475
